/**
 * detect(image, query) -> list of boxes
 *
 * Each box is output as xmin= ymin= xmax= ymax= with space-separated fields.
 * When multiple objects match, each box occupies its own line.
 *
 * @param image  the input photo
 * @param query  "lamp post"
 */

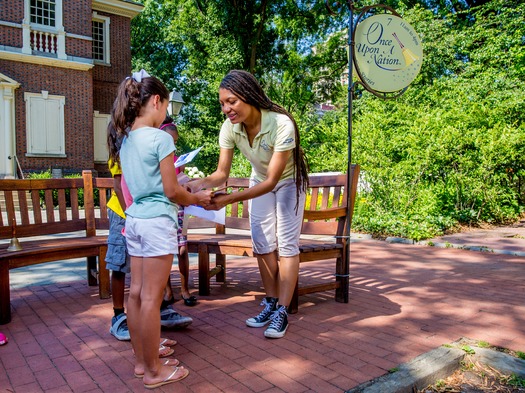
xmin=168 ymin=89 xmax=185 ymax=116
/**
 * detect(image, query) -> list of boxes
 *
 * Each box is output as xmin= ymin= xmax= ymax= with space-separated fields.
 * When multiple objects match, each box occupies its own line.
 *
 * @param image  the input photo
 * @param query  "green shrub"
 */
xmin=24 ymin=171 xmax=100 ymax=208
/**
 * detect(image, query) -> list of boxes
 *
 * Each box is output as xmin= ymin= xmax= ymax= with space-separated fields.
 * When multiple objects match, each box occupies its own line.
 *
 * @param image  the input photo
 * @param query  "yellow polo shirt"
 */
xmin=218 ymin=109 xmax=296 ymax=182
xmin=107 ymin=160 xmax=126 ymax=219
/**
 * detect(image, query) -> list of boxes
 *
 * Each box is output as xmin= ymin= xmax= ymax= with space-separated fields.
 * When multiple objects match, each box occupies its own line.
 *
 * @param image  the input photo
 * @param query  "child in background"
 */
xmin=109 ymin=69 xmax=212 ymax=388
xmin=105 ymin=123 xmax=131 ymax=341
xmin=159 ymin=116 xmax=197 ymax=307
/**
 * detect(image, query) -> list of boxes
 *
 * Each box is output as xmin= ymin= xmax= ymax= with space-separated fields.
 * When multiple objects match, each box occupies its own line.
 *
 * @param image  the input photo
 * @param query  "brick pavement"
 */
xmin=0 ymin=239 xmax=524 ymax=392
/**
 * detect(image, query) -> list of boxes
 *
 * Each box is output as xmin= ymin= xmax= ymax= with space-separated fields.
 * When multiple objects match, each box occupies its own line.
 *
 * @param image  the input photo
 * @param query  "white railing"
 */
xmin=22 ymin=23 xmax=67 ymax=59
xmin=31 ymin=29 xmax=58 ymax=54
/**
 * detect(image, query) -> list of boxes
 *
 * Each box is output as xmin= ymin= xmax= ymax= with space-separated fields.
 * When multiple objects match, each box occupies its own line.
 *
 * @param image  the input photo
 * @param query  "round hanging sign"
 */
xmin=354 ymin=13 xmax=423 ymax=93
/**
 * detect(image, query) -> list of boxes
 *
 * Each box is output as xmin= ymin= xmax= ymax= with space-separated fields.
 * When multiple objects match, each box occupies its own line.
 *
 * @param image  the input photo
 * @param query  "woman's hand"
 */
xmin=193 ymin=190 xmax=213 ymax=208
xmin=204 ymin=193 xmax=230 ymax=210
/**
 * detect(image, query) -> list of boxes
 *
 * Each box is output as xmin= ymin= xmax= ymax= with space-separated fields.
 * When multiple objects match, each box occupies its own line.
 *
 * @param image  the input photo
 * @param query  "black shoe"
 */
xmin=181 ymin=295 xmax=198 ymax=307
xmin=264 ymin=305 xmax=288 ymax=338
xmin=245 ymin=297 xmax=278 ymax=327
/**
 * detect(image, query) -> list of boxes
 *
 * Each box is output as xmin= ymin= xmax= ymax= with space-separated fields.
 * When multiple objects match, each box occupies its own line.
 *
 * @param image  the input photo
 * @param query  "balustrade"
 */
xmin=30 ymin=29 xmax=58 ymax=54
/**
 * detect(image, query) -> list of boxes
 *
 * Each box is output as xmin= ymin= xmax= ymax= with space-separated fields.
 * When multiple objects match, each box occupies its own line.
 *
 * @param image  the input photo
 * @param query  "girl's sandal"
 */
xmin=160 ymin=337 xmax=177 ymax=347
xmin=144 ymin=366 xmax=189 ymax=389
xmin=134 ymin=358 xmax=180 ymax=378
xmin=159 ymin=344 xmax=174 ymax=358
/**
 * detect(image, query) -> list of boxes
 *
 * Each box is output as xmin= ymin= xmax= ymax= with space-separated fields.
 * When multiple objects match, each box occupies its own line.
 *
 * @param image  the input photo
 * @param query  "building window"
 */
xmin=24 ymin=92 xmax=66 ymax=157
xmin=30 ymin=0 xmax=56 ymax=27
xmin=92 ymin=13 xmax=110 ymax=64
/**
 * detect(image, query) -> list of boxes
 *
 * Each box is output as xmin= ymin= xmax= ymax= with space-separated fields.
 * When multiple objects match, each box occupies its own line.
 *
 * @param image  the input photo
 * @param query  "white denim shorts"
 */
xmin=249 ymin=178 xmax=306 ymax=257
xmin=125 ymin=215 xmax=178 ymax=257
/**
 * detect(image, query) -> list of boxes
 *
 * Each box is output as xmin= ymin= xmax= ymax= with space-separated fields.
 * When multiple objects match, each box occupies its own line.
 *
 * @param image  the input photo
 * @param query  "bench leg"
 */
xmin=0 ymin=261 xmax=12 ymax=324
xmin=335 ymin=248 xmax=349 ymax=303
xmin=98 ymin=246 xmax=110 ymax=299
xmin=215 ymin=254 xmax=225 ymax=282
xmin=87 ymin=256 xmax=98 ymax=286
xmin=198 ymin=244 xmax=211 ymax=296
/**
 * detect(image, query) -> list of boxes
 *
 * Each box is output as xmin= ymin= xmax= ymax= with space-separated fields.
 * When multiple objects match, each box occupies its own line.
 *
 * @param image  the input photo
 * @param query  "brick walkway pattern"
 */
xmin=1 ymin=239 xmax=524 ymax=392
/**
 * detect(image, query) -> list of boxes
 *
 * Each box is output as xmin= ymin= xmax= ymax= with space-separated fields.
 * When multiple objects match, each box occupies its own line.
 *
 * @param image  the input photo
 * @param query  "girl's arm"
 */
xmin=160 ymin=153 xmax=212 ymax=207
xmin=113 ymin=174 xmax=127 ymax=211
xmin=207 ymin=149 xmax=291 ymax=210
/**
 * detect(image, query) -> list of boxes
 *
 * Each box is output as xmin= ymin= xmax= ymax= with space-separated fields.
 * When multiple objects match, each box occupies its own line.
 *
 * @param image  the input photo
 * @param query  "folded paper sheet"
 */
xmin=184 ymin=205 xmax=226 ymax=225
xmin=175 ymin=146 xmax=203 ymax=168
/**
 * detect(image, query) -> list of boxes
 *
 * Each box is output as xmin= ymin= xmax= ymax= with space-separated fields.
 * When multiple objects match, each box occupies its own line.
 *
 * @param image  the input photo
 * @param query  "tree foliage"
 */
xmin=131 ymin=0 xmax=525 ymax=239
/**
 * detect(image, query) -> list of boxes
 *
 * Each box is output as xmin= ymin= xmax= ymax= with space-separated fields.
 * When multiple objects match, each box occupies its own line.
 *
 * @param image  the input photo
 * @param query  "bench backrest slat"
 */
xmin=30 ymin=190 xmax=42 ymax=223
xmin=17 ymin=190 xmax=30 ymax=225
xmin=92 ymin=177 xmax=114 ymax=231
xmin=0 ymin=174 xmax=92 ymax=240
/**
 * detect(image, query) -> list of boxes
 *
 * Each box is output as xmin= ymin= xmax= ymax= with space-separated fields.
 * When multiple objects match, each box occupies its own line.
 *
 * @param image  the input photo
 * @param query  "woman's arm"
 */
xmin=187 ymin=148 xmax=234 ymax=192
xmin=160 ymin=153 xmax=212 ymax=207
xmin=206 ymin=149 xmax=292 ymax=210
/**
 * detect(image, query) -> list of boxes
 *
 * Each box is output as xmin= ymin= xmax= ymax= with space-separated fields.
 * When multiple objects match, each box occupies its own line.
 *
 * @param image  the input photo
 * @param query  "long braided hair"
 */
xmin=219 ymin=70 xmax=309 ymax=209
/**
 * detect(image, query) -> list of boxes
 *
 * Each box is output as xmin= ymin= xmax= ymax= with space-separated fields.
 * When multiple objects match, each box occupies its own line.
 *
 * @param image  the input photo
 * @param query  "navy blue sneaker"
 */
xmin=246 ymin=297 xmax=278 ymax=328
xmin=264 ymin=305 xmax=288 ymax=339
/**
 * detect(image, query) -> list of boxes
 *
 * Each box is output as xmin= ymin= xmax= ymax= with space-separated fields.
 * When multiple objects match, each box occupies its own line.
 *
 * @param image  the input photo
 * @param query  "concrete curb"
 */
xmin=345 ymin=346 xmax=464 ymax=393
xmin=346 ymin=340 xmax=525 ymax=393
xmin=385 ymin=237 xmax=525 ymax=257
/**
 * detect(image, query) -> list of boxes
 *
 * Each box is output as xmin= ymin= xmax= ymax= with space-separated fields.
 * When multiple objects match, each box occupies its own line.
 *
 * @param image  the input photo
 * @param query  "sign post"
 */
xmin=325 ymin=1 xmax=423 ymax=301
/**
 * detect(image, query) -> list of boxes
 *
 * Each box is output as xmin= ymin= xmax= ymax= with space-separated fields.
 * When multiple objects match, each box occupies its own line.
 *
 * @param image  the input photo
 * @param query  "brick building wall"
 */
xmin=0 ymin=0 xmax=24 ymax=23
xmin=0 ymin=0 xmax=141 ymax=177
xmin=64 ymin=0 xmax=92 ymax=36
xmin=0 ymin=25 xmax=21 ymax=47
xmin=64 ymin=0 xmax=93 ymax=59
xmin=0 ymin=61 xmax=93 ymax=175
xmin=93 ymin=12 xmax=132 ymax=114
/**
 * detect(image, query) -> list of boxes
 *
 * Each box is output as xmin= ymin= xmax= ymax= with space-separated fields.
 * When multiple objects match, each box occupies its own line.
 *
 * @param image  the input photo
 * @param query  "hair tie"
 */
xmin=131 ymin=69 xmax=150 ymax=83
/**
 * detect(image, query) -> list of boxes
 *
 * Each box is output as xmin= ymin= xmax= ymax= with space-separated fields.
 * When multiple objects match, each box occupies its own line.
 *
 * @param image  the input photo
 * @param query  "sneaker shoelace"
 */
xmin=255 ymin=298 xmax=274 ymax=321
xmin=268 ymin=307 xmax=286 ymax=330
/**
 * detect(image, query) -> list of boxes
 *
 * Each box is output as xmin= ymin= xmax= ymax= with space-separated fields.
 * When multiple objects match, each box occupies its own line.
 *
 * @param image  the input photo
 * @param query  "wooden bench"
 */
xmin=0 ymin=170 xmax=111 ymax=325
xmin=186 ymin=165 xmax=360 ymax=314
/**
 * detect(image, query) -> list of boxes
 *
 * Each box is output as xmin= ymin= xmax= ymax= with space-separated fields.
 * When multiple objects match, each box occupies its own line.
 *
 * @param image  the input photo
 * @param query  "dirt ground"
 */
xmin=419 ymin=351 xmax=525 ymax=393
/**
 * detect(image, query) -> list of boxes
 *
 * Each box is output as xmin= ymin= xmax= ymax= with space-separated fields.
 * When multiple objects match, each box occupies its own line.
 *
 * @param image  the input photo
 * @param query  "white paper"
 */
xmin=184 ymin=205 xmax=226 ymax=225
xmin=175 ymin=146 xmax=203 ymax=168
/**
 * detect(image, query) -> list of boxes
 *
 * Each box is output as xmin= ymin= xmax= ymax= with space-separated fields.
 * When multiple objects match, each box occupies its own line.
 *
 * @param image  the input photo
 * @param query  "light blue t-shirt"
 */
xmin=120 ymin=126 xmax=178 ymax=221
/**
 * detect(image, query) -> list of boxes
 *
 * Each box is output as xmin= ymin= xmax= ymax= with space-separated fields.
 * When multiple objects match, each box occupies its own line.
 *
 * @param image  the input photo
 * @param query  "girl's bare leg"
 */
xmin=130 ymin=254 xmax=186 ymax=383
xmin=178 ymin=245 xmax=192 ymax=299
xmin=127 ymin=256 xmax=143 ymax=362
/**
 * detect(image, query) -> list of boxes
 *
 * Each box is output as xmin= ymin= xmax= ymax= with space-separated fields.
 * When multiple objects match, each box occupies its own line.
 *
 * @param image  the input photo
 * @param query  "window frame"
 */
xmin=24 ymin=91 xmax=67 ymax=157
xmin=92 ymin=12 xmax=111 ymax=65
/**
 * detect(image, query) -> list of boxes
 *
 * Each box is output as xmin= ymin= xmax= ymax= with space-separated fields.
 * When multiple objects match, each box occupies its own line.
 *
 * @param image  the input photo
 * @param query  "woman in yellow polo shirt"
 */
xmin=190 ymin=70 xmax=309 ymax=339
